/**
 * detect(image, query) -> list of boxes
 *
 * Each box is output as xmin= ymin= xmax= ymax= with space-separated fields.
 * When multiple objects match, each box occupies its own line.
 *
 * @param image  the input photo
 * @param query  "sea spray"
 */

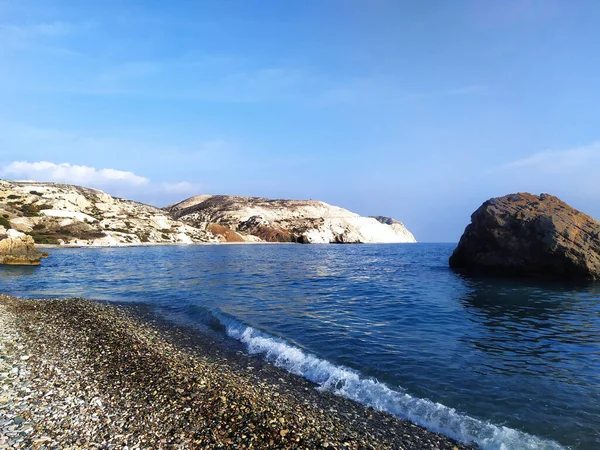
xmin=217 ymin=312 xmax=566 ymax=450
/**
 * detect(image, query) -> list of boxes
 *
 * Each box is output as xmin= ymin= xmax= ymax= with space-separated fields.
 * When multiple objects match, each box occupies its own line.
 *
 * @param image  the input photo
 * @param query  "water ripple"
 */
xmin=0 ymin=244 xmax=598 ymax=449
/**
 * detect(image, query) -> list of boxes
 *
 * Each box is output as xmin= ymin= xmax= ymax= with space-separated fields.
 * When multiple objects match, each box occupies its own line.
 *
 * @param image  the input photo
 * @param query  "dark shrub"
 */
xmin=0 ymin=216 xmax=11 ymax=229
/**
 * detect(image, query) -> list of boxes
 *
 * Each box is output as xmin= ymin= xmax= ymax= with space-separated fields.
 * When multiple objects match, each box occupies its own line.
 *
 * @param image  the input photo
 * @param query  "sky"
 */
xmin=1 ymin=0 xmax=599 ymax=242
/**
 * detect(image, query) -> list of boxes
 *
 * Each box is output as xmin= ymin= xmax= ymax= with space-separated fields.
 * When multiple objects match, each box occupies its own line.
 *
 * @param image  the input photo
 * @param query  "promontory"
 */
xmin=0 ymin=180 xmax=416 ymax=246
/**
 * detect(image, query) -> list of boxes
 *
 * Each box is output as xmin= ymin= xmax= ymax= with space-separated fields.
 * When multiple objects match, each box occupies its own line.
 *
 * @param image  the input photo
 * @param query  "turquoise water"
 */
xmin=1 ymin=244 xmax=598 ymax=449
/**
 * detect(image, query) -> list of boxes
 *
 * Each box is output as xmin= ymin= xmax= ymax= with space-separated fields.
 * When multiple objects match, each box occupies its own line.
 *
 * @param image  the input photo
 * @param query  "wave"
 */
xmin=215 ymin=313 xmax=566 ymax=450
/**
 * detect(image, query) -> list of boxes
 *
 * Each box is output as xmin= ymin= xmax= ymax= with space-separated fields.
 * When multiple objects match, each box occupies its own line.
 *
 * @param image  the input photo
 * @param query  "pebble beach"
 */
xmin=0 ymin=294 xmax=474 ymax=450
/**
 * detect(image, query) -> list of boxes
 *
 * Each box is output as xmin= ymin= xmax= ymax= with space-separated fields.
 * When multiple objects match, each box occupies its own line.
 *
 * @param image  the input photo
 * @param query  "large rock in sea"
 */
xmin=449 ymin=193 xmax=600 ymax=280
xmin=0 ymin=229 xmax=48 ymax=265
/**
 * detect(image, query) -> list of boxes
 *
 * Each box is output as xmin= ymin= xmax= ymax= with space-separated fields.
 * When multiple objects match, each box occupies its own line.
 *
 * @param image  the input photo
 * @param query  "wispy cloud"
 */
xmin=318 ymin=78 xmax=492 ymax=107
xmin=502 ymin=142 xmax=600 ymax=172
xmin=94 ymin=61 xmax=162 ymax=89
xmin=444 ymin=84 xmax=490 ymax=96
xmin=92 ymin=64 xmax=316 ymax=102
xmin=0 ymin=21 xmax=93 ymax=38
xmin=492 ymin=142 xmax=600 ymax=208
xmin=12 ymin=54 xmax=318 ymax=102
xmin=161 ymin=181 xmax=202 ymax=196
xmin=1 ymin=20 xmax=490 ymax=106
xmin=1 ymin=22 xmax=64 ymax=37
xmin=469 ymin=0 xmax=562 ymax=27
xmin=0 ymin=20 xmax=94 ymax=58
xmin=0 ymin=121 xmax=238 ymax=170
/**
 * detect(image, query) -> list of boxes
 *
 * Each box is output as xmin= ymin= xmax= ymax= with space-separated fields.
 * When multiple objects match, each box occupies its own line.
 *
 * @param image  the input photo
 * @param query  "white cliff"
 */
xmin=0 ymin=180 xmax=212 ymax=246
xmin=0 ymin=180 xmax=416 ymax=246
xmin=166 ymin=195 xmax=417 ymax=244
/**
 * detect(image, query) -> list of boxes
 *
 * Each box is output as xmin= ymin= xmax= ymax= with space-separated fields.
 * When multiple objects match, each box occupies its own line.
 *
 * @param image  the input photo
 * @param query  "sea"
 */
xmin=1 ymin=243 xmax=598 ymax=450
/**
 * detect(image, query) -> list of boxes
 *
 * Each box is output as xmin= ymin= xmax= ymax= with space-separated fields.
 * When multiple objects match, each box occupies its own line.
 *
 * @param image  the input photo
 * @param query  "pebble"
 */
xmin=0 ymin=294 xmax=477 ymax=449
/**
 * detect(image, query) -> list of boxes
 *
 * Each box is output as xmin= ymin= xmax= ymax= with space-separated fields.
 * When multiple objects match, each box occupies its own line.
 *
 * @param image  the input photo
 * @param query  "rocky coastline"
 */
xmin=0 ymin=180 xmax=416 ymax=247
xmin=0 ymin=294 xmax=472 ymax=449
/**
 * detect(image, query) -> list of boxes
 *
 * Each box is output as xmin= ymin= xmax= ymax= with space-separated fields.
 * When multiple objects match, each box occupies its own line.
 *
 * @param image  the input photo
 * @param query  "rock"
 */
xmin=0 ymin=180 xmax=213 ymax=246
xmin=0 ymin=179 xmax=416 ymax=246
xmin=449 ymin=193 xmax=600 ymax=280
xmin=207 ymin=223 xmax=246 ymax=243
xmin=0 ymin=230 xmax=48 ymax=265
xmin=370 ymin=216 xmax=397 ymax=225
xmin=166 ymin=195 xmax=417 ymax=244
xmin=371 ymin=216 xmax=415 ymax=239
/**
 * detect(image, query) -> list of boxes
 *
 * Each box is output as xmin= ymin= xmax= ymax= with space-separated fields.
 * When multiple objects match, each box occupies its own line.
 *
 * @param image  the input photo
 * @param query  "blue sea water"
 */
xmin=1 ymin=243 xmax=599 ymax=449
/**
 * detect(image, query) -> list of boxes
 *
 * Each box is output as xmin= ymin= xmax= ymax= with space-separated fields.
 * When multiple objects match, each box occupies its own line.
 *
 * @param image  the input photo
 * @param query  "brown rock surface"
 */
xmin=207 ymin=222 xmax=245 ymax=243
xmin=449 ymin=193 xmax=600 ymax=280
xmin=0 ymin=231 xmax=48 ymax=265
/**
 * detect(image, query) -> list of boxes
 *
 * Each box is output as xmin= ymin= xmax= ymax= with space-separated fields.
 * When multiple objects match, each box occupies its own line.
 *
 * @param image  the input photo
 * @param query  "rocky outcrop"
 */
xmin=371 ymin=216 xmax=417 ymax=238
xmin=0 ymin=180 xmax=416 ymax=246
xmin=207 ymin=223 xmax=246 ymax=243
xmin=0 ymin=229 xmax=48 ymax=265
xmin=0 ymin=180 xmax=213 ymax=246
xmin=449 ymin=193 xmax=600 ymax=280
xmin=166 ymin=195 xmax=417 ymax=244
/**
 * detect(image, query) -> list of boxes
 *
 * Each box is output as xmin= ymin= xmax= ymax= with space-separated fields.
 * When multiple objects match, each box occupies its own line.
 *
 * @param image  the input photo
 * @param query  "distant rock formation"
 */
xmin=449 ymin=193 xmax=600 ymax=280
xmin=0 ymin=180 xmax=211 ymax=246
xmin=166 ymin=195 xmax=417 ymax=244
xmin=370 ymin=216 xmax=417 ymax=238
xmin=0 ymin=180 xmax=416 ymax=246
xmin=0 ymin=229 xmax=48 ymax=265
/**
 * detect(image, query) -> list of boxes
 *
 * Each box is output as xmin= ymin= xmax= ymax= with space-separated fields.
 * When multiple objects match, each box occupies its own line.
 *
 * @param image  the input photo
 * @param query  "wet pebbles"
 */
xmin=0 ymin=294 xmax=474 ymax=449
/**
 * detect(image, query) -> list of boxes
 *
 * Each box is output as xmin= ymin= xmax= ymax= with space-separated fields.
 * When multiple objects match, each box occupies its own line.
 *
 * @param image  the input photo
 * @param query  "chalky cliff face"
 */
xmin=0 ymin=180 xmax=211 ymax=246
xmin=165 ymin=195 xmax=417 ymax=244
xmin=0 ymin=180 xmax=416 ymax=246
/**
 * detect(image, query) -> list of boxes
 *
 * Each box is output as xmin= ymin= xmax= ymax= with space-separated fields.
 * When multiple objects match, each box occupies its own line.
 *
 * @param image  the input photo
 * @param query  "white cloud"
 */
xmin=24 ymin=22 xmax=73 ymax=37
xmin=0 ymin=21 xmax=94 ymax=58
xmin=444 ymin=84 xmax=490 ymax=95
xmin=94 ymin=61 xmax=162 ymax=88
xmin=161 ymin=181 xmax=201 ymax=195
xmin=28 ymin=60 xmax=318 ymax=102
xmin=0 ymin=21 xmax=93 ymax=38
xmin=318 ymin=77 xmax=491 ymax=107
xmin=492 ymin=142 xmax=600 ymax=215
xmin=0 ymin=160 xmax=203 ymax=206
xmin=502 ymin=142 xmax=600 ymax=172
xmin=1 ymin=161 xmax=148 ymax=187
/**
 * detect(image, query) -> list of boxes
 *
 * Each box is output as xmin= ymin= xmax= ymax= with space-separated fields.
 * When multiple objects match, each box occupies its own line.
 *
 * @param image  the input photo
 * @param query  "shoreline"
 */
xmin=0 ymin=294 xmax=474 ymax=449
xmin=34 ymin=241 xmax=418 ymax=249
xmin=34 ymin=241 xmax=296 ymax=249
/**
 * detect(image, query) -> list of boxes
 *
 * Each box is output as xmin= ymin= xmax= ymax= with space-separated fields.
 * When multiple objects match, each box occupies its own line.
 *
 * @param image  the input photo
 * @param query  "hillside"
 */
xmin=0 ymin=180 xmax=211 ymax=246
xmin=165 ymin=194 xmax=417 ymax=244
xmin=0 ymin=181 xmax=416 ymax=246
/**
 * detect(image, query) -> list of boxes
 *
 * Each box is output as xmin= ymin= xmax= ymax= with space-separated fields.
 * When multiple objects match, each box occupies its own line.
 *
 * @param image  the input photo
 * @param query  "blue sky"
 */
xmin=1 ymin=0 xmax=599 ymax=242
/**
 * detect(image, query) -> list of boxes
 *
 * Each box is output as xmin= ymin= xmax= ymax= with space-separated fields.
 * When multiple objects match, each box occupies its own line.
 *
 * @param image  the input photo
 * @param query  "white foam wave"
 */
xmin=217 ymin=314 xmax=567 ymax=450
